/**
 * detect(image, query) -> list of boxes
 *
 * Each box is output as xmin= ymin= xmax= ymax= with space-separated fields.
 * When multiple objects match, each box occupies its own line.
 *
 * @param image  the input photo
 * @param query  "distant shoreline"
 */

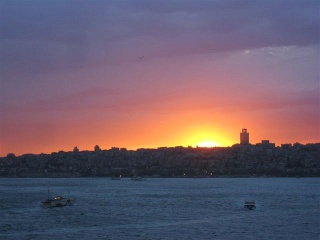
xmin=1 ymin=143 xmax=319 ymax=178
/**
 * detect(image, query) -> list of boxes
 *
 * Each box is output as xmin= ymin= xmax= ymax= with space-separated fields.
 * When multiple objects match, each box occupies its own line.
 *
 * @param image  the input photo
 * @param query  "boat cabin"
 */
xmin=244 ymin=200 xmax=256 ymax=210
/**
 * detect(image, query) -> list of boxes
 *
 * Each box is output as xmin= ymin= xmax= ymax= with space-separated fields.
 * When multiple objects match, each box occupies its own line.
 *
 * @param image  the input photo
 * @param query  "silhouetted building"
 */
xmin=73 ymin=146 xmax=79 ymax=153
xmin=281 ymin=144 xmax=292 ymax=149
xmin=240 ymin=128 xmax=249 ymax=144
xmin=94 ymin=145 xmax=101 ymax=152
xmin=256 ymin=140 xmax=275 ymax=148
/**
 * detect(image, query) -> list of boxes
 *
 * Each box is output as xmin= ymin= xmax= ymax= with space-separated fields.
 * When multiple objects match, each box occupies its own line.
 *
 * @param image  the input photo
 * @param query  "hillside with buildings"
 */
xmin=1 ymin=142 xmax=319 ymax=178
xmin=1 ymin=129 xmax=319 ymax=178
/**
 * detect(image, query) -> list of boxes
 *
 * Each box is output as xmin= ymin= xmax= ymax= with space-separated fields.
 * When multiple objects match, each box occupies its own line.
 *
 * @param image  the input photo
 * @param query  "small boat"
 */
xmin=244 ymin=200 xmax=256 ymax=210
xmin=42 ymin=190 xmax=75 ymax=208
xmin=131 ymin=176 xmax=146 ymax=181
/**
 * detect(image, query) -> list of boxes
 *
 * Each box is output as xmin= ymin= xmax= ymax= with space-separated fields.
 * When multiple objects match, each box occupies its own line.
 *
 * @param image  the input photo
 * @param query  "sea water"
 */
xmin=0 ymin=178 xmax=319 ymax=240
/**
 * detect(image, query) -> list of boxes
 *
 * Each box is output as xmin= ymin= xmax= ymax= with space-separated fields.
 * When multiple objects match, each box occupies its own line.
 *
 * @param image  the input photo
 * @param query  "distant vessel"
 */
xmin=131 ymin=176 xmax=146 ymax=181
xmin=244 ymin=200 xmax=256 ymax=210
xmin=42 ymin=189 xmax=75 ymax=208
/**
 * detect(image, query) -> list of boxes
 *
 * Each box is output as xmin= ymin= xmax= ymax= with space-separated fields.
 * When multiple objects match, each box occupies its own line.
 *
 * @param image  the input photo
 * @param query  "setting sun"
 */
xmin=181 ymin=124 xmax=232 ymax=149
xmin=196 ymin=140 xmax=219 ymax=148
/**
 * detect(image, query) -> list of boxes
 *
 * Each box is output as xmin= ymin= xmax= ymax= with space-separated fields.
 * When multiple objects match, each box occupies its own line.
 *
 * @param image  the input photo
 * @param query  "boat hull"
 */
xmin=42 ymin=196 xmax=75 ymax=208
xmin=131 ymin=176 xmax=146 ymax=181
xmin=244 ymin=201 xmax=256 ymax=210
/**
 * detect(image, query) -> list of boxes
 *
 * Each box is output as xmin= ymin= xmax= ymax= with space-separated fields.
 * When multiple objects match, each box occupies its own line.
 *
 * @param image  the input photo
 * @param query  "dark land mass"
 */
xmin=1 ymin=143 xmax=319 ymax=178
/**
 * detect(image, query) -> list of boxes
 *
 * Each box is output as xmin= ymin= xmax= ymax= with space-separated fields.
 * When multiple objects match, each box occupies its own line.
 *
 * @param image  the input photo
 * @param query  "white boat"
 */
xmin=42 ymin=190 xmax=75 ymax=208
xmin=244 ymin=200 xmax=256 ymax=210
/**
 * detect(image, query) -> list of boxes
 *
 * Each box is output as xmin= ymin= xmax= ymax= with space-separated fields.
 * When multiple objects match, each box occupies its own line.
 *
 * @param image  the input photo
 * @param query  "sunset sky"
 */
xmin=0 ymin=0 xmax=319 ymax=156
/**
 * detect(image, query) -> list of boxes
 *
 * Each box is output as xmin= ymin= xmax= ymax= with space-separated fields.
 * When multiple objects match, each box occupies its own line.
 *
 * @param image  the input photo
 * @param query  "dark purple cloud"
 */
xmin=1 ymin=0 xmax=318 ymax=76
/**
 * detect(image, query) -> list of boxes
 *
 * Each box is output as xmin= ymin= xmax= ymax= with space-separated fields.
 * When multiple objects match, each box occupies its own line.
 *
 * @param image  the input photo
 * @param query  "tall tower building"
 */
xmin=240 ymin=128 xmax=249 ymax=144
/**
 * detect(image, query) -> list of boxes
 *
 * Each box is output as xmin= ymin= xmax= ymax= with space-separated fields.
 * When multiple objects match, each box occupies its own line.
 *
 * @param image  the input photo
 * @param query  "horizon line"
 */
xmin=2 ymin=142 xmax=320 ymax=158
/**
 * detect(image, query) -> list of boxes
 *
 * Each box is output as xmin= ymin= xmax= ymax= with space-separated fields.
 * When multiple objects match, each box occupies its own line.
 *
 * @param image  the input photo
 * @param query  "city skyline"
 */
xmin=2 ymin=127 xmax=317 ymax=156
xmin=1 ymin=0 xmax=319 ymax=156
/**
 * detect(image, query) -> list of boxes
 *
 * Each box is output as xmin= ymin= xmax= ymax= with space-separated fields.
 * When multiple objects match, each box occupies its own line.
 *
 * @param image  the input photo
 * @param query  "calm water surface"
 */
xmin=1 ymin=178 xmax=319 ymax=240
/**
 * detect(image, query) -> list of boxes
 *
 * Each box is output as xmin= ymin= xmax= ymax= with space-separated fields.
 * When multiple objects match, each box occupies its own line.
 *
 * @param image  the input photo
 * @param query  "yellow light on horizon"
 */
xmin=183 ymin=125 xmax=232 ymax=148
xmin=196 ymin=140 xmax=219 ymax=148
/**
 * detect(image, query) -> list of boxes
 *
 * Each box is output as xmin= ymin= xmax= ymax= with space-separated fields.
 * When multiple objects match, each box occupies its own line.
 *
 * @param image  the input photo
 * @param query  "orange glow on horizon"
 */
xmin=1 ymin=106 xmax=318 ymax=157
xmin=195 ymin=140 xmax=219 ymax=148
xmin=178 ymin=124 xmax=233 ymax=149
